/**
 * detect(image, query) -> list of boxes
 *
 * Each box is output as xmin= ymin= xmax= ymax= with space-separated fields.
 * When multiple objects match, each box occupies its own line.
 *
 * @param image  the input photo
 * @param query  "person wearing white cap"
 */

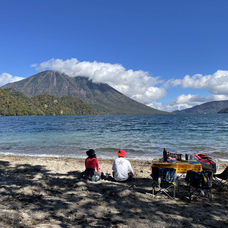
xmin=112 ymin=149 xmax=135 ymax=182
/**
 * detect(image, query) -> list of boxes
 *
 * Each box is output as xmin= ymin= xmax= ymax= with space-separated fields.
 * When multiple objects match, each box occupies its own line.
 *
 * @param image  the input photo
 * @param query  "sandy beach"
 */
xmin=0 ymin=156 xmax=227 ymax=228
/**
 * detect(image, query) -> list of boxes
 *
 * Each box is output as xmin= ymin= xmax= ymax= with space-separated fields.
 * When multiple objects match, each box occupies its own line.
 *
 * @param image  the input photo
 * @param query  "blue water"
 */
xmin=0 ymin=114 xmax=227 ymax=162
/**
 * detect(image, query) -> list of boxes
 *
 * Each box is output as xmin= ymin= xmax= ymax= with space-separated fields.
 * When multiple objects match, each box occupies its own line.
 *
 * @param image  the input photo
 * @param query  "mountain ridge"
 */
xmin=173 ymin=100 xmax=228 ymax=114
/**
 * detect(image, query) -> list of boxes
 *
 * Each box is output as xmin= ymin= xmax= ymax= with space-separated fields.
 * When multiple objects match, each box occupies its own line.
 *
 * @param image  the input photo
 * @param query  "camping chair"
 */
xmin=185 ymin=170 xmax=213 ymax=202
xmin=151 ymin=167 xmax=177 ymax=200
xmin=213 ymin=166 xmax=228 ymax=190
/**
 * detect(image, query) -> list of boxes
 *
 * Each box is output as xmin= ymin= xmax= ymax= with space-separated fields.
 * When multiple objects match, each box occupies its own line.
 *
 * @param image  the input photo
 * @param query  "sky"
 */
xmin=0 ymin=0 xmax=228 ymax=112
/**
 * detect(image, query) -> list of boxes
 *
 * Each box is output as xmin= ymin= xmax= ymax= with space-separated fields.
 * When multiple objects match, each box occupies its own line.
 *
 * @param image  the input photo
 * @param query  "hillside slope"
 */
xmin=0 ymin=88 xmax=44 ymax=116
xmin=1 ymin=88 xmax=97 ymax=116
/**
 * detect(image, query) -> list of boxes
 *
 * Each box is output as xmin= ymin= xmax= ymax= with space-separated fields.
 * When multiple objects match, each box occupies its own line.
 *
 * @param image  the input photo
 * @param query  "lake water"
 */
xmin=0 ymin=114 xmax=227 ymax=162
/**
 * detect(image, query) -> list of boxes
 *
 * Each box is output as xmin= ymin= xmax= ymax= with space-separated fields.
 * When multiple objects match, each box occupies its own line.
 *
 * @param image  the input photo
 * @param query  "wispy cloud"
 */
xmin=0 ymin=73 xmax=24 ymax=87
xmin=166 ymin=94 xmax=208 ymax=111
xmin=167 ymin=70 xmax=228 ymax=94
xmin=165 ymin=70 xmax=228 ymax=111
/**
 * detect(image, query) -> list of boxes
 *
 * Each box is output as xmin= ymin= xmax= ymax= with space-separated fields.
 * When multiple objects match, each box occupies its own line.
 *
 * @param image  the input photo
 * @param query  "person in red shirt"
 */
xmin=80 ymin=149 xmax=101 ymax=181
xmin=85 ymin=149 xmax=99 ymax=172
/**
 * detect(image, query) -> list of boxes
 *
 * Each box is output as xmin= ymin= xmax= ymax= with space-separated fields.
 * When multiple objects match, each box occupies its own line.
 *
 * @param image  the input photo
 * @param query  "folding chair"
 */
xmin=151 ymin=167 xmax=177 ymax=200
xmin=213 ymin=166 xmax=228 ymax=190
xmin=185 ymin=170 xmax=213 ymax=202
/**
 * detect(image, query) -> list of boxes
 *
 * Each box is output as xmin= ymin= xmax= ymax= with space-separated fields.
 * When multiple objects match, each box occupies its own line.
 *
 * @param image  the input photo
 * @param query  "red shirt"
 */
xmin=85 ymin=157 xmax=99 ymax=172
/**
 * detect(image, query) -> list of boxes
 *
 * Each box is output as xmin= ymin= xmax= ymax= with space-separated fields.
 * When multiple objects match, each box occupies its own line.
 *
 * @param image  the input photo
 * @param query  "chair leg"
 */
xmin=152 ymin=181 xmax=157 ymax=198
xmin=152 ymin=186 xmax=155 ymax=198
xmin=188 ymin=186 xmax=212 ymax=202
xmin=163 ymin=184 xmax=176 ymax=199
xmin=204 ymin=189 xmax=212 ymax=202
xmin=213 ymin=177 xmax=228 ymax=190
xmin=188 ymin=186 xmax=198 ymax=201
xmin=152 ymin=182 xmax=176 ymax=200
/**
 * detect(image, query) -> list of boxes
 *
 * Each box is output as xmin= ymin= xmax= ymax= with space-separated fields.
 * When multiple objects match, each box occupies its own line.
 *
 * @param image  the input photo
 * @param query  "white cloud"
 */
xmin=0 ymin=73 xmax=24 ymax=87
xmin=168 ymin=70 xmax=228 ymax=95
xmin=165 ymin=93 xmax=228 ymax=112
xmin=167 ymin=94 xmax=207 ymax=111
xmin=147 ymin=101 xmax=164 ymax=111
xmin=33 ymin=58 xmax=166 ymax=105
xmin=209 ymin=94 xmax=228 ymax=101
xmin=163 ymin=70 xmax=228 ymax=111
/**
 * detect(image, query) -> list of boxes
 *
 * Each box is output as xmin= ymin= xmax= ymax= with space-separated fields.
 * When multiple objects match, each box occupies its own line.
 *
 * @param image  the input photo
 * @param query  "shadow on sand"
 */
xmin=0 ymin=160 xmax=227 ymax=227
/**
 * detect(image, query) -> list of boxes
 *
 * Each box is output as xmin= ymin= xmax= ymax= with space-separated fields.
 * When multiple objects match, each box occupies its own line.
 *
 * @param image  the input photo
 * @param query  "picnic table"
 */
xmin=151 ymin=160 xmax=202 ymax=175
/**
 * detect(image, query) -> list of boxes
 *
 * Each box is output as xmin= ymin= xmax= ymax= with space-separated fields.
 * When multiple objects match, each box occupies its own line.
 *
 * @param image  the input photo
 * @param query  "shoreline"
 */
xmin=1 ymin=152 xmax=228 ymax=164
xmin=0 ymin=155 xmax=152 ymax=175
xmin=0 ymin=155 xmax=227 ymax=227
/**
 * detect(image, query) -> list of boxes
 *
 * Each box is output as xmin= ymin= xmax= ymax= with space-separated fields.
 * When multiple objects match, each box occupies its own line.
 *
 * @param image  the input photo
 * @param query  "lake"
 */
xmin=0 ymin=114 xmax=227 ymax=162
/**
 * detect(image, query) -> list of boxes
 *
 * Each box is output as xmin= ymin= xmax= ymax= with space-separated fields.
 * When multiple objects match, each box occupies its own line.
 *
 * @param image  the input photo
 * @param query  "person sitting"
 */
xmin=112 ymin=149 xmax=135 ymax=182
xmin=80 ymin=149 xmax=101 ymax=181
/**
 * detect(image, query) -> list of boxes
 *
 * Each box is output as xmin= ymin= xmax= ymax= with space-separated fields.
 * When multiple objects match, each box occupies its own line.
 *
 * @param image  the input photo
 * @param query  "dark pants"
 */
xmin=81 ymin=168 xmax=101 ymax=181
xmin=112 ymin=172 xmax=133 ymax=182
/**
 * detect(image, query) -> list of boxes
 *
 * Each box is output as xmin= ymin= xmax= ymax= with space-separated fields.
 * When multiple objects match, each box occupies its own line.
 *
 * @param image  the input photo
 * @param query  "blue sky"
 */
xmin=1 ymin=0 xmax=228 ymax=111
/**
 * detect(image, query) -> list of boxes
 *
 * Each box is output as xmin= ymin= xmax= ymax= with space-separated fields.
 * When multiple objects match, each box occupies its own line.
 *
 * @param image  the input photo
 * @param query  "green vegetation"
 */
xmin=60 ymin=96 xmax=97 ymax=115
xmin=0 ymin=88 xmax=43 ymax=116
xmin=3 ymin=88 xmax=45 ymax=115
xmin=0 ymin=88 xmax=97 ymax=116
xmin=31 ymin=94 xmax=97 ymax=115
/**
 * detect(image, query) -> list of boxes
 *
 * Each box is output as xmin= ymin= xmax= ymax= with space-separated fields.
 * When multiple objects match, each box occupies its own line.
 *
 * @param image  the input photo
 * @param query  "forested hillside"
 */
xmin=0 ymin=88 xmax=97 ymax=116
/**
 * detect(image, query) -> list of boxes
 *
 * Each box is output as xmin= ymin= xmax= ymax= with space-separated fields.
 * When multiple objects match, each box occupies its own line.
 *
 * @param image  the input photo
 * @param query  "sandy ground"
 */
xmin=0 ymin=156 xmax=227 ymax=228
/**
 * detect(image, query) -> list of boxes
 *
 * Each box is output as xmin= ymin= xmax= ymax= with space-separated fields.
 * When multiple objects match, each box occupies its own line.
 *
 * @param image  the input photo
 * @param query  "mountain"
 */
xmin=173 ymin=100 xmax=228 ymax=114
xmin=2 ymin=70 xmax=168 ymax=114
